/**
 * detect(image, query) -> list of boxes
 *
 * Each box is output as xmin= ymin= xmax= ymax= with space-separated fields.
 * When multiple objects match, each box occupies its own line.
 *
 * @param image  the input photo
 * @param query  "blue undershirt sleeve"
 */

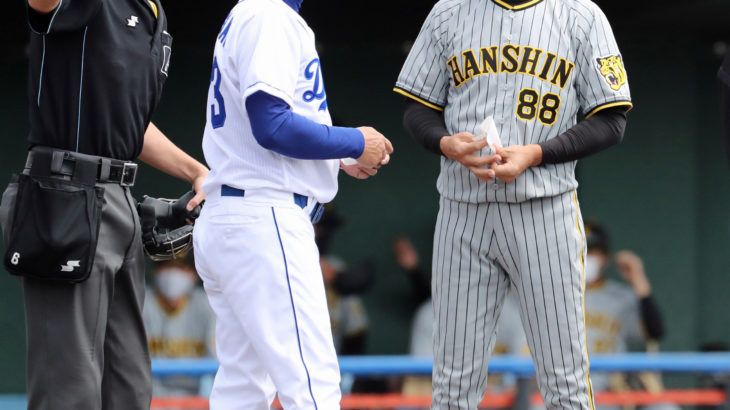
xmin=245 ymin=90 xmax=364 ymax=160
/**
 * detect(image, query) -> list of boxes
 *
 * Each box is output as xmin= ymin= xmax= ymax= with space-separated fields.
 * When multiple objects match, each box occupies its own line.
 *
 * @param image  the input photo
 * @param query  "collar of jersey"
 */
xmin=491 ymin=0 xmax=544 ymax=11
xmin=283 ymin=0 xmax=303 ymax=12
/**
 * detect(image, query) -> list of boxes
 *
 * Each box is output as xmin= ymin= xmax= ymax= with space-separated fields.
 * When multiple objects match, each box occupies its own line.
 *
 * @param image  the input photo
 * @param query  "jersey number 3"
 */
xmin=516 ymin=88 xmax=561 ymax=126
xmin=210 ymin=57 xmax=226 ymax=129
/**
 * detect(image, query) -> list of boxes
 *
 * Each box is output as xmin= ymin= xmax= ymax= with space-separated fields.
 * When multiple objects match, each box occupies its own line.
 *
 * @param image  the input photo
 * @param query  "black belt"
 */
xmin=26 ymin=147 xmax=138 ymax=187
xmin=221 ymin=185 xmax=325 ymax=224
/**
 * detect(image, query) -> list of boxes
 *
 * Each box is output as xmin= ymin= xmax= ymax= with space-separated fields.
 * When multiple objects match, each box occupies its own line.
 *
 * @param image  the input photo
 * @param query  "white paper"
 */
xmin=476 ymin=116 xmax=502 ymax=187
xmin=476 ymin=116 xmax=502 ymax=149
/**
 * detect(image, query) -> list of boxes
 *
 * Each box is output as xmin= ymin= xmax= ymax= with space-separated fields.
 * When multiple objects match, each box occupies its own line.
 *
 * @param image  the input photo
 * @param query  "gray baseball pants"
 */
xmin=431 ymin=191 xmax=594 ymax=410
xmin=20 ymin=182 xmax=151 ymax=410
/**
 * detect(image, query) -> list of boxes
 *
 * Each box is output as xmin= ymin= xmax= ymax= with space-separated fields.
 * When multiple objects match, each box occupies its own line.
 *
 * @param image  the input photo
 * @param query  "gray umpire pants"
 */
xmin=20 ymin=182 xmax=151 ymax=410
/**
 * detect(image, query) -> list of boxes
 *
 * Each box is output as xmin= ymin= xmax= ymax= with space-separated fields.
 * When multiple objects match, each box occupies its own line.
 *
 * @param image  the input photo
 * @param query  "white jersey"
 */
xmin=395 ymin=0 xmax=632 ymax=203
xmin=201 ymin=0 xmax=338 ymax=203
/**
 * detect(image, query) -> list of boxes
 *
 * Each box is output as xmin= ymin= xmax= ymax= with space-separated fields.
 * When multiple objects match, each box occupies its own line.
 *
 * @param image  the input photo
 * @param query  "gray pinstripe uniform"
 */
xmin=394 ymin=0 xmax=632 ymax=408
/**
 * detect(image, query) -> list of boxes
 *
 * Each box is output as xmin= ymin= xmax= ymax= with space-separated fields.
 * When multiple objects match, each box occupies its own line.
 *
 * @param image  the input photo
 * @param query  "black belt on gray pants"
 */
xmin=26 ymin=146 xmax=138 ymax=187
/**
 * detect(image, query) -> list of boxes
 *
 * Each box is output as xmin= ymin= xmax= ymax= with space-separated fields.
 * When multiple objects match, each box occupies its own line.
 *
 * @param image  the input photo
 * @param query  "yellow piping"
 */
xmin=585 ymin=101 xmax=633 ymax=119
xmin=393 ymin=88 xmax=444 ymax=112
xmin=573 ymin=191 xmax=595 ymax=410
xmin=492 ymin=0 xmax=544 ymax=10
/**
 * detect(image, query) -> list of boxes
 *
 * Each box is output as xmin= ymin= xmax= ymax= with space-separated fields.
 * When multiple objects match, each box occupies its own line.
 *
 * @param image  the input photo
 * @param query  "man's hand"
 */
xmin=28 ymin=0 xmax=60 ymax=13
xmin=357 ymin=127 xmax=394 ymax=168
xmin=441 ymin=132 xmax=502 ymax=182
xmin=615 ymin=250 xmax=651 ymax=298
xmin=491 ymin=144 xmax=543 ymax=183
xmin=392 ymin=237 xmax=419 ymax=271
xmin=187 ymin=169 xmax=209 ymax=211
xmin=340 ymin=161 xmax=378 ymax=179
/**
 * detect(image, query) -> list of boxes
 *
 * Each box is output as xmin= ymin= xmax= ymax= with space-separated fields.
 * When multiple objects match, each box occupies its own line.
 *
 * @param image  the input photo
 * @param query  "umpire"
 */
xmin=4 ymin=1 xmax=209 ymax=409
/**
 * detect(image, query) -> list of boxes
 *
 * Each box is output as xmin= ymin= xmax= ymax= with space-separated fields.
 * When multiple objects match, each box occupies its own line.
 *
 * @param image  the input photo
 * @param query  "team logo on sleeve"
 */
xmin=595 ymin=55 xmax=627 ymax=91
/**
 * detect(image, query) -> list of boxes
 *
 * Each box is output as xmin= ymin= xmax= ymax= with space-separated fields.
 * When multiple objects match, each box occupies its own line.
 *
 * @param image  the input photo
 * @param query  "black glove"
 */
xmin=141 ymin=190 xmax=201 ymax=229
xmin=137 ymin=191 xmax=202 ymax=261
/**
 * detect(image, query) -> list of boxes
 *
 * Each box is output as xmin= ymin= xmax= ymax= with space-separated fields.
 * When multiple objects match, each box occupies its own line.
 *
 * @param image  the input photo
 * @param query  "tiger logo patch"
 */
xmin=596 ymin=55 xmax=627 ymax=91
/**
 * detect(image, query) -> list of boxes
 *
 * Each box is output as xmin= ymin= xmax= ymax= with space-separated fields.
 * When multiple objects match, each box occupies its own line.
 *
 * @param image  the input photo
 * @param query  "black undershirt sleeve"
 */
xmin=639 ymin=296 xmax=664 ymax=340
xmin=402 ymin=99 xmax=448 ymax=156
xmin=538 ymin=107 xmax=627 ymax=164
xmin=402 ymin=98 xmax=627 ymax=163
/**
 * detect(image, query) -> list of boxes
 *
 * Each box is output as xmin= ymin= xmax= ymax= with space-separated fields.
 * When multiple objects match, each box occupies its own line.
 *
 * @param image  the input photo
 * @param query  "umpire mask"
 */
xmin=155 ymin=268 xmax=195 ymax=301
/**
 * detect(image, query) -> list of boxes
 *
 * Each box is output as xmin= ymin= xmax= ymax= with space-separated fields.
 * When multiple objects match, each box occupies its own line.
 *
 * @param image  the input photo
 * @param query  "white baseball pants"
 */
xmin=193 ymin=189 xmax=341 ymax=410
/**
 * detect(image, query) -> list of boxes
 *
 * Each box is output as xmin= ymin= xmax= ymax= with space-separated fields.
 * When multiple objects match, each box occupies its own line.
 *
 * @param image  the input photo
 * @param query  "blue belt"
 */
xmin=221 ymin=185 xmax=324 ymax=224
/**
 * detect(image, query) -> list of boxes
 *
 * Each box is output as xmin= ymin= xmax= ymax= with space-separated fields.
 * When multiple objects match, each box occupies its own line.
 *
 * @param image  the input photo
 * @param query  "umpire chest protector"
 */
xmin=26 ymin=0 xmax=172 ymax=160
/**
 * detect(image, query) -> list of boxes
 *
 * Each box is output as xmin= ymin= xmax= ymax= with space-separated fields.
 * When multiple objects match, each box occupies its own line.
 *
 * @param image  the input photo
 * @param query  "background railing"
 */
xmin=151 ymin=352 xmax=730 ymax=376
xmin=146 ymin=352 xmax=730 ymax=409
xmin=3 ymin=353 xmax=729 ymax=409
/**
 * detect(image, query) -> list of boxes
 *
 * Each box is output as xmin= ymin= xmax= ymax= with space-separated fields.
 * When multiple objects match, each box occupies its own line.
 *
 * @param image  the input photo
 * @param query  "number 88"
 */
xmin=515 ymin=88 xmax=561 ymax=126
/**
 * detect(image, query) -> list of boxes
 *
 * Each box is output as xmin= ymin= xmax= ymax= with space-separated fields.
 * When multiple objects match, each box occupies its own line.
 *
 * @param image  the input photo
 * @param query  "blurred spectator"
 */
xmin=583 ymin=221 xmax=676 ymax=410
xmin=143 ymin=257 xmax=215 ymax=397
xmin=583 ymin=222 xmax=663 ymax=354
xmin=393 ymin=236 xmax=431 ymax=358
xmin=320 ymin=255 xmax=369 ymax=355
xmin=393 ymin=236 xmax=431 ymax=308
xmin=315 ymin=209 xmax=375 ymax=297
xmin=394 ymin=235 xmax=433 ymax=397
xmin=315 ymin=208 xmax=382 ymax=395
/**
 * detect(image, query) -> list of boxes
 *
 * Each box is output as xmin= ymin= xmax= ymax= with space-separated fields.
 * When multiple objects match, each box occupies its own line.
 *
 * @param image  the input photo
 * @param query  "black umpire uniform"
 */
xmin=6 ymin=1 xmax=172 ymax=409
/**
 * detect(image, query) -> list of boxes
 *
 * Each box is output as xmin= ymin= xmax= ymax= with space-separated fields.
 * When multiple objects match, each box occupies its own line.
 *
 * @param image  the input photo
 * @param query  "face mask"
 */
xmin=155 ymin=268 xmax=195 ymax=301
xmin=583 ymin=254 xmax=603 ymax=284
